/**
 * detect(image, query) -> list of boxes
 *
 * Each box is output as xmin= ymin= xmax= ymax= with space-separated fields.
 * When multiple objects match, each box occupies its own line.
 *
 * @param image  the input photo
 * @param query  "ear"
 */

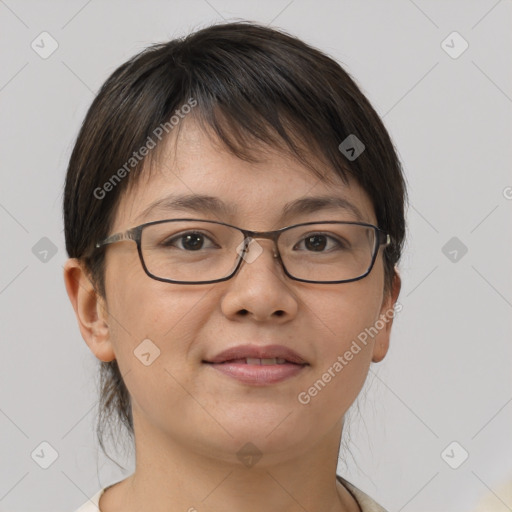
xmin=372 ymin=269 xmax=402 ymax=363
xmin=63 ymin=258 xmax=116 ymax=362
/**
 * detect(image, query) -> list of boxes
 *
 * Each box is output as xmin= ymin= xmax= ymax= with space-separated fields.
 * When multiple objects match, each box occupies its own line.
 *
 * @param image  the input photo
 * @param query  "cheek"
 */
xmin=105 ymin=244 xmax=208 ymax=341
xmin=103 ymin=253 xmax=207 ymax=393
xmin=309 ymin=277 xmax=384 ymax=353
xmin=296 ymin=282 xmax=384 ymax=412
xmin=103 ymin=281 xmax=210 ymax=435
xmin=105 ymin=266 xmax=216 ymax=373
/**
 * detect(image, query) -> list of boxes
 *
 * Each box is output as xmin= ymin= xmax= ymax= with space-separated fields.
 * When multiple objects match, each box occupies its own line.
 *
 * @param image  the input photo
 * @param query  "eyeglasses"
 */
xmin=95 ymin=219 xmax=391 ymax=285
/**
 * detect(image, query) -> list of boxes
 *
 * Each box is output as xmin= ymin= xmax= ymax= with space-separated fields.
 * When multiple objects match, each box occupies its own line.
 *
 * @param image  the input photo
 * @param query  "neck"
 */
xmin=101 ymin=410 xmax=359 ymax=512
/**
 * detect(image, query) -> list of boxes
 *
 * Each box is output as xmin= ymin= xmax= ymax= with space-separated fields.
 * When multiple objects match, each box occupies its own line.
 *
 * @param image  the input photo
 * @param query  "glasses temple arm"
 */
xmin=96 ymin=230 xmax=138 ymax=248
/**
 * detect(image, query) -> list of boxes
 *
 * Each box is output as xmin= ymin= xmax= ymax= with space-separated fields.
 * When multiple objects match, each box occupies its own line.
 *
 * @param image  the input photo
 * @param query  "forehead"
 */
xmin=114 ymin=121 xmax=377 ymax=230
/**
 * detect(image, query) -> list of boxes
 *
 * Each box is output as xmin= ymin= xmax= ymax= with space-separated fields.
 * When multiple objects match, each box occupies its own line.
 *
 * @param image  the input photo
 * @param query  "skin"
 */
xmin=64 ymin=119 xmax=401 ymax=512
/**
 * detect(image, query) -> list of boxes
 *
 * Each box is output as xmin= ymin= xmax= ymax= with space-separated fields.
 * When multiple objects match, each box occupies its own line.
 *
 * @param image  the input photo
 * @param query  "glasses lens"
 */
xmin=278 ymin=223 xmax=377 ymax=282
xmin=140 ymin=221 xmax=245 ymax=282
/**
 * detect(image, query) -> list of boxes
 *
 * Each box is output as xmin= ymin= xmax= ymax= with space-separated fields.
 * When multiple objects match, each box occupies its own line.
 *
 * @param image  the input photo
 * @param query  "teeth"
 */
xmin=246 ymin=357 xmax=263 ymax=365
xmin=245 ymin=357 xmax=288 ymax=365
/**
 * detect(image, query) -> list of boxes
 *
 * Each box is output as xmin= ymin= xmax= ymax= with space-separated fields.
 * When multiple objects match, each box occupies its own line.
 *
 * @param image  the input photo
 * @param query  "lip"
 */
xmin=204 ymin=344 xmax=308 ymax=365
xmin=203 ymin=344 xmax=309 ymax=386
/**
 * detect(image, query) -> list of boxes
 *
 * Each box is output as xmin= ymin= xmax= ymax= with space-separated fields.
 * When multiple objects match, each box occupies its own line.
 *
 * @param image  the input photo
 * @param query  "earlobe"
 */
xmin=63 ymin=258 xmax=116 ymax=362
xmin=371 ymin=269 xmax=402 ymax=363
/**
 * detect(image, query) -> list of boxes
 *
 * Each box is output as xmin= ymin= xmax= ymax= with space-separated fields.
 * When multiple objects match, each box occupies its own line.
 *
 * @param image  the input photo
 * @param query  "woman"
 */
xmin=64 ymin=20 xmax=406 ymax=512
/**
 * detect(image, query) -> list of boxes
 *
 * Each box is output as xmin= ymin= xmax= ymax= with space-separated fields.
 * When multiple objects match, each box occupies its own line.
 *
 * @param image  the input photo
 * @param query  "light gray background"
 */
xmin=1 ymin=1 xmax=511 ymax=511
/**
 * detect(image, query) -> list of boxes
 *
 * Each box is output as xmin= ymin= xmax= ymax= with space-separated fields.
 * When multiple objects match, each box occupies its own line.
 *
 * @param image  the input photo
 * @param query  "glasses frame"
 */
xmin=95 ymin=218 xmax=391 ymax=285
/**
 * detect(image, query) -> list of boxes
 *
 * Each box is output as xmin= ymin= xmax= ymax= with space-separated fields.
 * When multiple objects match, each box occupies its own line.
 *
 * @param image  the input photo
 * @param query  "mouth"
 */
xmin=208 ymin=357 xmax=295 ymax=365
xmin=202 ymin=345 xmax=309 ymax=386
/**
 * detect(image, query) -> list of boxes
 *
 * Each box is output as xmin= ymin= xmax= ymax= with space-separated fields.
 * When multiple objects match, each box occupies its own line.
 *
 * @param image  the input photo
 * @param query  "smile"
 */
xmin=203 ymin=359 xmax=308 ymax=385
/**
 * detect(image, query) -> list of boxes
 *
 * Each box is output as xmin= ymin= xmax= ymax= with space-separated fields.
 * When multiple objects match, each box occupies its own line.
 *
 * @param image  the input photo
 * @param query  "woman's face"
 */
xmin=91 ymin=120 xmax=399 ymax=465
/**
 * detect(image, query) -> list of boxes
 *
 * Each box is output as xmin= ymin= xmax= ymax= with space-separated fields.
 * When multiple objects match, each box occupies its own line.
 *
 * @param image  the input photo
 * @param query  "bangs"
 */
xmin=122 ymin=26 xmax=357 ymax=192
xmin=139 ymin=100 xmax=350 ymax=193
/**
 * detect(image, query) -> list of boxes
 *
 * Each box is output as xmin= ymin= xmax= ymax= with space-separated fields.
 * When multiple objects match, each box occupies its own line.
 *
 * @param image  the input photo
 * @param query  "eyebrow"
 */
xmin=135 ymin=193 xmax=366 ymax=224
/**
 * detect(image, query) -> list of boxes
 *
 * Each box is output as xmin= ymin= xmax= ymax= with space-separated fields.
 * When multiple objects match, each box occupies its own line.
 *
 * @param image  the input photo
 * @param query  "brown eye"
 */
xmin=294 ymin=233 xmax=346 ymax=252
xmin=161 ymin=232 xmax=216 ymax=251
xmin=304 ymin=235 xmax=327 ymax=251
xmin=180 ymin=233 xmax=204 ymax=250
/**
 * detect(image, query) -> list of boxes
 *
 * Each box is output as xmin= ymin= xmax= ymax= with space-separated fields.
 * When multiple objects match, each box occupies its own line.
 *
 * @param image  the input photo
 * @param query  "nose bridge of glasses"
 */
xmin=241 ymin=230 xmax=281 ymax=258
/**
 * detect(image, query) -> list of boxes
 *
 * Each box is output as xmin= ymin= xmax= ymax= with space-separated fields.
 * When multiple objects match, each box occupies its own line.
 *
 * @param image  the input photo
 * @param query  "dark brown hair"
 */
xmin=63 ymin=20 xmax=408 ymax=464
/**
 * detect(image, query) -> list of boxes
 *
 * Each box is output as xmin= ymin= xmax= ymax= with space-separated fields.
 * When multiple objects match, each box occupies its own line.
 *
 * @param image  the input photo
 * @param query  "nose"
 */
xmin=220 ymin=238 xmax=299 ymax=322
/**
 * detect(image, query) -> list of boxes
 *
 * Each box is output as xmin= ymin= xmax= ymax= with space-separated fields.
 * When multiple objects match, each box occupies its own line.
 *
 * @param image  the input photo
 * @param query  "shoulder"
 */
xmin=337 ymin=475 xmax=388 ymax=512
xmin=73 ymin=488 xmax=106 ymax=512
